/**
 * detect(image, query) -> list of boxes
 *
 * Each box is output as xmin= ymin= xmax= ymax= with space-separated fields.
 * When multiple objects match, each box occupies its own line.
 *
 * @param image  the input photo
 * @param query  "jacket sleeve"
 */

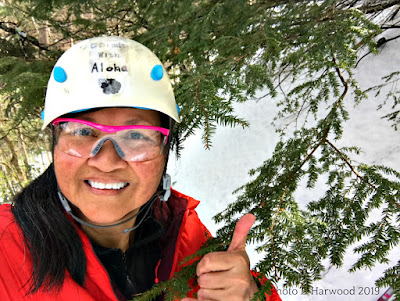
xmin=251 ymin=271 xmax=282 ymax=301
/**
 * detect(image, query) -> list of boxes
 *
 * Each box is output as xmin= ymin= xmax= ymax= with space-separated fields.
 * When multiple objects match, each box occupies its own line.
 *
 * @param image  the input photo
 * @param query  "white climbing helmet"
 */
xmin=42 ymin=36 xmax=180 ymax=129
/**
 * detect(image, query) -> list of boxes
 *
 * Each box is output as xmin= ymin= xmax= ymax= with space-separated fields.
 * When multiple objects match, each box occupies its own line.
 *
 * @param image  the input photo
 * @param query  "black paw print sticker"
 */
xmin=99 ymin=78 xmax=121 ymax=94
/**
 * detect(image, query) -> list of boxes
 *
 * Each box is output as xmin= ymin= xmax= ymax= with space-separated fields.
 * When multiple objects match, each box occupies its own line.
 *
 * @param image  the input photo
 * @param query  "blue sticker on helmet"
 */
xmin=150 ymin=65 xmax=163 ymax=81
xmin=53 ymin=66 xmax=67 ymax=83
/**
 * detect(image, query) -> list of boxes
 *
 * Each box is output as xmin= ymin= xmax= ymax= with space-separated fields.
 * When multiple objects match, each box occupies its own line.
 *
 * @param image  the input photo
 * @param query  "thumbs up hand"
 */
xmin=182 ymin=214 xmax=259 ymax=301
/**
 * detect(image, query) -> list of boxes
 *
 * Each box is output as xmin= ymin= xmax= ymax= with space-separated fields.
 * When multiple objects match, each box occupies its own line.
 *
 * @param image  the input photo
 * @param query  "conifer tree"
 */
xmin=1 ymin=0 xmax=400 ymax=299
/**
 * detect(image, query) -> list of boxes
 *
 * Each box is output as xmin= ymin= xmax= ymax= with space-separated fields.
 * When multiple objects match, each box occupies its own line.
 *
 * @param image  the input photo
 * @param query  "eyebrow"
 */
xmin=78 ymin=117 xmax=147 ymax=125
xmin=125 ymin=119 xmax=146 ymax=125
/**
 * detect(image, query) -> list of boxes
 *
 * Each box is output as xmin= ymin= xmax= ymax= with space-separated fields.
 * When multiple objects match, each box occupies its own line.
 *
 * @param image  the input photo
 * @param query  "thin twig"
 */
xmin=326 ymin=139 xmax=400 ymax=212
xmin=0 ymin=22 xmax=48 ymax=51
xmin=326 ymin=140 xmax=363 ymax=180
xmin=194 ymin=77 xmax=211 ymax=148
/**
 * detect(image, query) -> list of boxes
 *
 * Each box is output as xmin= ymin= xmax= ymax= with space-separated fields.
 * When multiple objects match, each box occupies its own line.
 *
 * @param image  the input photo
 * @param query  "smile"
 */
xmin=87 ymin=180 xmax=129 ymax=190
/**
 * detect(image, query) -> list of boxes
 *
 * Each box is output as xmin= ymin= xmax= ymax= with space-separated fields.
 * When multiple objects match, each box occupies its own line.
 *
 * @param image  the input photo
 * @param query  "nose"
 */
xmin=87 ymin=138 xmax=127 ymax=171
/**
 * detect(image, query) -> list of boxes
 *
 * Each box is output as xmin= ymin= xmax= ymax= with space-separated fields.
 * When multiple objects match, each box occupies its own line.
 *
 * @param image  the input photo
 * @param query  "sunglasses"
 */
xmin=52 ymin=118 xmax=170 ymax=162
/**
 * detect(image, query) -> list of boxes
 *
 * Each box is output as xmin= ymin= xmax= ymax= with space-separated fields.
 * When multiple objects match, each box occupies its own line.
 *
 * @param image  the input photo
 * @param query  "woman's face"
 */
xmin=54 ymin=107 xmax=166 ymax=225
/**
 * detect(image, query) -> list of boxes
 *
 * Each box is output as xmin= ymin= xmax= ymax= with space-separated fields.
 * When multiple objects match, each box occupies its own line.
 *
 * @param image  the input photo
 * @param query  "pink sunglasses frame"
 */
xmin=52 ymin=118 xmax=170 ymax=145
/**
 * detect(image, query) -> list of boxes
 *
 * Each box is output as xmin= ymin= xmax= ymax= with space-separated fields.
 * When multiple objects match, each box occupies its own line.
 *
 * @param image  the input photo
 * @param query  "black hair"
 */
xmin=11 ymin=164 xmax=86 ymax=294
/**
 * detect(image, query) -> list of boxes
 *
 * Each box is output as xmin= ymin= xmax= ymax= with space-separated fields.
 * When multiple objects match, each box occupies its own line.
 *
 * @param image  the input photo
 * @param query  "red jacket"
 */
xmin=0 ymin=189 xmax=281 ymax=301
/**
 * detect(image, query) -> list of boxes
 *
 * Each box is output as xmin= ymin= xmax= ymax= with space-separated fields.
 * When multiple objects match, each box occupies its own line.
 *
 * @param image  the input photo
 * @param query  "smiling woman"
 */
xmin=54 ymin=108 xmax=166 ymax=228
xmin=0 ymin=36 xmax=281 ymax=301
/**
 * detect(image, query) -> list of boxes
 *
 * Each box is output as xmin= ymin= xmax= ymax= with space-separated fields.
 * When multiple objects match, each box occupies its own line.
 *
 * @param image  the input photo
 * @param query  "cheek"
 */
xmin=130 ymin=156 xmax=166 ymax=190
xmin=53 ymin=149 xmax=81 ymax=194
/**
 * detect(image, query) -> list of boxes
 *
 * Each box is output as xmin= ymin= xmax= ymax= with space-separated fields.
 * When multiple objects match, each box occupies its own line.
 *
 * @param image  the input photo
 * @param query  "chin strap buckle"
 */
xmin=58 ymin=191 xmax=72 ymax=214
xmin=161 ymin=174 xmax=171 ymax=202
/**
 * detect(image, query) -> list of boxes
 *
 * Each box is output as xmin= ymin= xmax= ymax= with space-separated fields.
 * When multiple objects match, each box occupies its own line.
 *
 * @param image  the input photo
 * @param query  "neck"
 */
xmin=57 ymin=191 xmax=160 ymax=250
xmin=82 ymin=222 xmax=136 ymax=251
xmin=73 ymin=206 xmax=140 ymax=251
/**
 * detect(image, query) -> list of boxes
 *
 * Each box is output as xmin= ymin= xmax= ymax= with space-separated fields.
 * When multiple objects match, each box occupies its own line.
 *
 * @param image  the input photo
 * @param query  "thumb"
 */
xmin=227 ymin=214 xmax=256 ymax=251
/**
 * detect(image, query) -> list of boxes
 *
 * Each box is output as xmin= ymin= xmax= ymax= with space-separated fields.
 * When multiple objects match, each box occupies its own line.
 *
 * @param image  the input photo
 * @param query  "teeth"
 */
xmin=88 ymin=180 xmax=128 ymax=190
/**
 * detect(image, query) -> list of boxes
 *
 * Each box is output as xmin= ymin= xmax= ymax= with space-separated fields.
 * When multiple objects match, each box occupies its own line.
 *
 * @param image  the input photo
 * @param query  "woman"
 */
xmin=0 ymin=36 xmax=281 ymax=301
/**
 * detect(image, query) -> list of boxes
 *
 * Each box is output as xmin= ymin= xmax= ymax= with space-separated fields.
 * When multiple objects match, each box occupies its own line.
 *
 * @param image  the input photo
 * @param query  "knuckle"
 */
xmin=201 ymin=252 xmax=214 ymax=264
xmin=197 ymin=274 xmax=207 ymax=287
xmin=197 ymin=288 xmax=207 ymax=299
xmin=198 ymin=253 xmax=214 ymax=269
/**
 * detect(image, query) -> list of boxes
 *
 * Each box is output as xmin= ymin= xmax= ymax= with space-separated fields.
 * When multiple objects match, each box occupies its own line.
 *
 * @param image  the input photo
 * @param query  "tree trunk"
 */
xmin=38 ymin=22 xmax=49 ymax=46
xmin=17 ymin=128 xmax=32 ymax=179
xmin=3 ymin=135 xmax=26 ymax=183
xmin=0 ymin=164 xmax=16 ymax=200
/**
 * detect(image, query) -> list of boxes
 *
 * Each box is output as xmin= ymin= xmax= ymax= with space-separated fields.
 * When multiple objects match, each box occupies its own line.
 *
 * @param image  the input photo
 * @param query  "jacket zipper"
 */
xmin=122 ymin=252 xmax=136 ymax=292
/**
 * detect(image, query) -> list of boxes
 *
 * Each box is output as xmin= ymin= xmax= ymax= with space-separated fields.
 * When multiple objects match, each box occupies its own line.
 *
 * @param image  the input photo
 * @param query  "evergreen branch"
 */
xmin=5 ymin=2 xmax=31 ymax=17
xmin=46 ymin=26 xmax=89 ymax=48
xmin=349 ymin=212 xmax=393 ymax=272
xmin=269 ymin=134 xmax=329 ymax=227
xmin=333 ymin=57 xmax=349 ymax=103
xmin=213 ymin=54 xmax=248 ymax=64
xmin=255 ymin=63 xmax=293 ymax=102
xmin=0 ymin=22 xmax=49 ymax=51
xmin=355 ymin=34 xmax=400 ymax=67
xmin=267 ymin=59 xmax=350 ymax=279
xmin=325 ymin=139 xmax=363 ymax=180
xmin=114 ymin=9 xmax=132 ymax=31
xmin=0 ymin=119 xmax=24 ymax=141
xmin=194 ymin=77 xmax=212 ymax=149
xmin=279 ymin=68 xmax=331 ymax=131
xmin=269 ymin=57 xmax=348 ymax=220
xmin=326 ymin=140 xmax=400 ymax=211
xmin=380 ymin=34 xmax=400 ymax=45
xmin=267 ymin=130 xmax=329 ymax=278
xmin=324 ymin=176 xmax=362 ymax=252
xmin=381 ymin=25 xmax=400 ymax=29
xmin=358 ymin=0 xmax=400 ymax=15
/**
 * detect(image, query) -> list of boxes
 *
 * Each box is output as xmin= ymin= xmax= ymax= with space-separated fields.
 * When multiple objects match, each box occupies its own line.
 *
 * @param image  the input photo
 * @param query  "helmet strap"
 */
xmin=57 ymin=189 xmax=159 ymax=234
xmin=161 ymin=174 xmax=171 ymax=201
